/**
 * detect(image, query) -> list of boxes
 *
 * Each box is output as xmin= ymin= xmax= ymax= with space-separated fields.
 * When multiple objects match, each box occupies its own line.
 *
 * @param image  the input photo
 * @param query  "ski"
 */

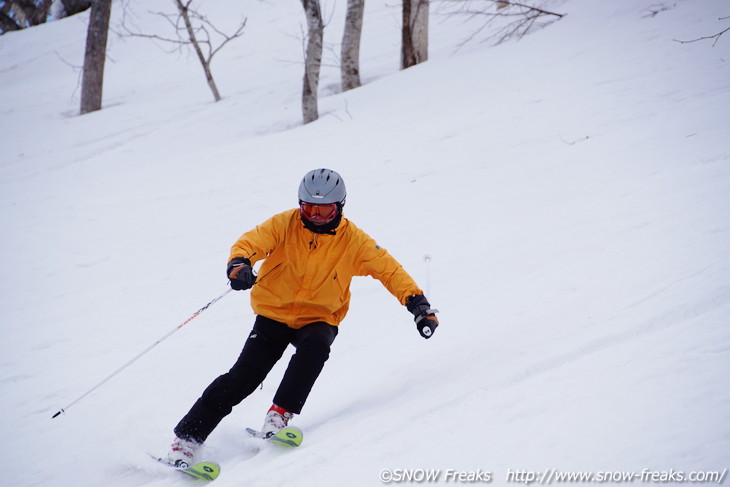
xmin=149 ymin=454 xmax=221 ymax=481
xmin=245 ymin=426 xmax=304 ymax=447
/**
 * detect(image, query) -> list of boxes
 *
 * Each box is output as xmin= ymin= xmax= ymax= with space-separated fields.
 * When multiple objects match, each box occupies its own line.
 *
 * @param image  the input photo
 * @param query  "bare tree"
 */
xmin=174 ymin=0 xmax=222 ymax=101
xmin=122 ymin=0 xmax=246 ymax=103
xmin=440 ymin=0 xmax=564 ymax=47
xmin=341 ymin=0 xmax=364 ymax=91
xmin=80 ymin=0 xmax=111 ymax=114
xmin=401 ymin=0 xmax=428 ymax=69
xmin=301 ymin=0 xmax=323 ymax=124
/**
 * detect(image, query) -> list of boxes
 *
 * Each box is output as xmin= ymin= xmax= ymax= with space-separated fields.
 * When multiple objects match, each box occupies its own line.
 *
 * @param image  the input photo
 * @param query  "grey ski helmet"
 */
xmin=298 ymin=168 xmax=346 ymax=205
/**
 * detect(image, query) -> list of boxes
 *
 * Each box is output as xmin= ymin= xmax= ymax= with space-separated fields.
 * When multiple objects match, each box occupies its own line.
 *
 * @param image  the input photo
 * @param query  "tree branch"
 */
xmin=674 ymin=22 xmax=730 ymax=47
xmin=119 ymin=0 xmax=245 ymax=102
xmin=438 ymin=0 xmax=565 ymax=48
xmin=497 ymin=1 xmax=564 ymax=18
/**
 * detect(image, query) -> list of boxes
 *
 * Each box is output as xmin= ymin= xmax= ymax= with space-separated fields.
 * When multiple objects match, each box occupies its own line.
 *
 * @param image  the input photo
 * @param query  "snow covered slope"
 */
xmin=1 ymin=0 xmax=728 ymax=486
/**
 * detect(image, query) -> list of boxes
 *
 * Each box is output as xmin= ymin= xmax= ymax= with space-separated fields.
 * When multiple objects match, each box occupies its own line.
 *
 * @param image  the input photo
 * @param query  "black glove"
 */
xmin=227 ymin=257 xmax=256 ymax=291
xmin=406 ymin=294 xmax=439 ymax=339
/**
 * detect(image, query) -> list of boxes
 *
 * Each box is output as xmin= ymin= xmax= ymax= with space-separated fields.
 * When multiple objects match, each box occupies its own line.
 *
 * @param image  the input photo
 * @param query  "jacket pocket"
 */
xmin=255 ymin=247 xmax=286 ymax=283
xmin=330 ymin=268 xmax=351 ymax=305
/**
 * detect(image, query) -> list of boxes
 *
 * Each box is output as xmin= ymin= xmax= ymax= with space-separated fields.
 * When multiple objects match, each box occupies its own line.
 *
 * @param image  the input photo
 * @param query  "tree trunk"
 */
xmin=60 ymin=0 xmax=92 ymax=17
xmin=341 ymin=0 xmax=364 ymax=92
xmin=80 ymin=0 xmax=111 ymax=115
xmin=175 ymin=0 xmax=221 ymax=102
xmin=301 ymin=0 xmax=323 ymax=124
xmin=401 ymin=0 xmax=428 ymax=70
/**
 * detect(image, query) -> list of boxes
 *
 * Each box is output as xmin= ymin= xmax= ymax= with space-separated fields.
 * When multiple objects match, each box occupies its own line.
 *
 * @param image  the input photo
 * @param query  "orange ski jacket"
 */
xmin=230 ymin=209 xmax=423 ymax=328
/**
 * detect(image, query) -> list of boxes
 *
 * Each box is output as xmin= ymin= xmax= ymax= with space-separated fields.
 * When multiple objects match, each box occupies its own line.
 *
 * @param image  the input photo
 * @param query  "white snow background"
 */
xmin=1 ymin=0 xmax=729 ymax=486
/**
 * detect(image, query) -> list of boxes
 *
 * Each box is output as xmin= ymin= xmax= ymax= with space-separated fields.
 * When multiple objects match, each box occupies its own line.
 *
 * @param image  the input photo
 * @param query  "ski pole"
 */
xmin=52 ymin=288 xmax=232 ymax=419
xmin=423 ymin=254 xmax=432 ymax=299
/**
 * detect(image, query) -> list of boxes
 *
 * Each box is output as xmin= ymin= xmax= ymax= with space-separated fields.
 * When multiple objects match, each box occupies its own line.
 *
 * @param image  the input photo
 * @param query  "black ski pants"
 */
xmin=174 ymin=315 xmax=338 ymax=443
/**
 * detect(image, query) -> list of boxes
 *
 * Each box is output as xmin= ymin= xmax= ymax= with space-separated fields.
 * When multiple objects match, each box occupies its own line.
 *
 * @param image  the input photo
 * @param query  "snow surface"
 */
xmin=1 ymin=0 xmax=729 ymax=486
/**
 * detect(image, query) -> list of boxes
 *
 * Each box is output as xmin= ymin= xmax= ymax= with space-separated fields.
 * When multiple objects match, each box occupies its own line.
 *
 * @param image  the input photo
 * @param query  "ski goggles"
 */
xmin=300 ymin=202 xmax=339 ymax=224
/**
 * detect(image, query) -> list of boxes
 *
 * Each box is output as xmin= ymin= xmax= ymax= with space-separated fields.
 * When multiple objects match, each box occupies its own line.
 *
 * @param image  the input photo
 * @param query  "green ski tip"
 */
xmin=270 ymin=426 xmax=304 ymax=447
xmin=180 ymin=461 xmax=221 ymax=481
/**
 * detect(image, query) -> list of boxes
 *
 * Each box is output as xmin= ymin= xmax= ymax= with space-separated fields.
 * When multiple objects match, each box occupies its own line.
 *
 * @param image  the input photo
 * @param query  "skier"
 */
xmin=166 ymin=168 xmax=439 ymax=466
